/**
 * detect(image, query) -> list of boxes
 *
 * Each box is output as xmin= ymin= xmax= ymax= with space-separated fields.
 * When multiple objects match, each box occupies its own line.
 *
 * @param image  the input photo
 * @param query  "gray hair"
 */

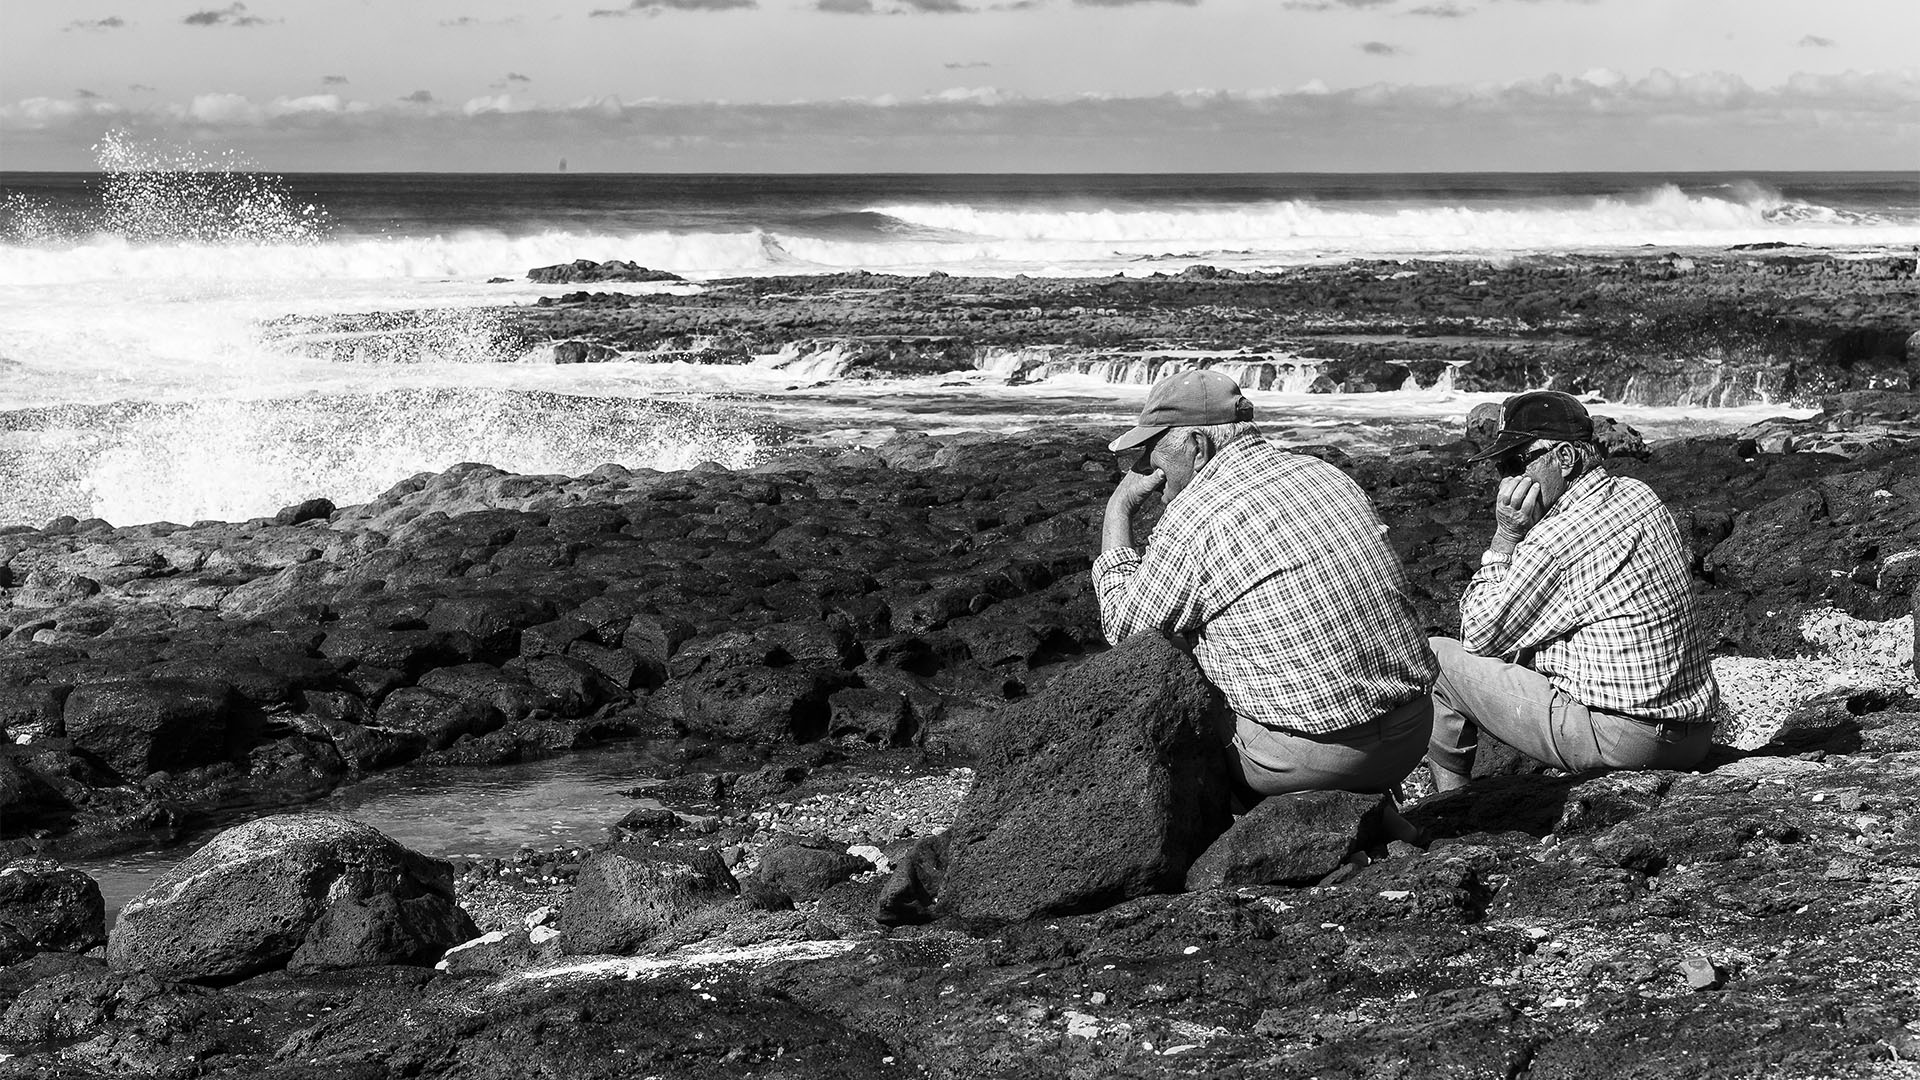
xmin=1541 ymin=438 xmax=1602 ymax=472
xmin=1169 ymin=420 xmax=1260 ymax=454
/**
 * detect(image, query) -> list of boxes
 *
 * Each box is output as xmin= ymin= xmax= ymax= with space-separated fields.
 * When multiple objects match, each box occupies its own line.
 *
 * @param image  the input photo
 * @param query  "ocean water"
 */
xmin=3 ymin=156 xmax=1915 ymax=528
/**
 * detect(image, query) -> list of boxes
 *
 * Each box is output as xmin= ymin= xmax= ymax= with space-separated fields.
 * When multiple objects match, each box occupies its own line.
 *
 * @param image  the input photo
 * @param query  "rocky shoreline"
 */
xmin=3 ymin=256 xmax=1920 ymax=1077
xmin=270 ymin=251 xmax=1920 ymax=407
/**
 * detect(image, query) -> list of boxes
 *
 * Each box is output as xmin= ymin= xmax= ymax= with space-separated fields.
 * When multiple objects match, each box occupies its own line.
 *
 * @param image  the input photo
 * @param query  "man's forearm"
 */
xmin=1102 ymin=501 xmax=1137 ymax=554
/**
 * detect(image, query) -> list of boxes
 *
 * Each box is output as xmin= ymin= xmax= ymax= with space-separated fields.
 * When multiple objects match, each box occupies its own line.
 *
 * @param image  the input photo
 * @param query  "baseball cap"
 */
xmin=1108 ymin=369 xmax=1256 ymax=453
xmin=1468 ymin=390 xmax=1595 ymax=462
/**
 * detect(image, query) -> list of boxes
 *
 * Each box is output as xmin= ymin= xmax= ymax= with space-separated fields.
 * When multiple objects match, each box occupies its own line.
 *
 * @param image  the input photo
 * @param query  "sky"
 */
xmin=1 ymin=0 xmax=1915 ymax=172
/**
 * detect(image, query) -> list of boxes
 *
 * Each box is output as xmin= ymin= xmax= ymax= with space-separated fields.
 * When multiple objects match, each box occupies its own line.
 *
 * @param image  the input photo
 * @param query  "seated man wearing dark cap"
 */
xmin=1097 ymin=368 xmax=1438 ymax=799
xmin=1428 ymin=390 xmax=1719 ymax=793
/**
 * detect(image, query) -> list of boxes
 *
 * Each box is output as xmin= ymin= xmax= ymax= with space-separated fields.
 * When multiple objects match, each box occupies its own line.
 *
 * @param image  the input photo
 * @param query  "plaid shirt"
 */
xmin=1461 ymin=468 xmax=1719 ymax=722
xmin=1094 ymin=437 xmax=1436 ymax=736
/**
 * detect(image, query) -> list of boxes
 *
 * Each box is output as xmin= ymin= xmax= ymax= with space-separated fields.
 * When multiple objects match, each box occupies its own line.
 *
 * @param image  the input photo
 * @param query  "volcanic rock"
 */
xmin=559 ymin=848 xmax=738 ymax=955
xmin=527 ymin=259 xmax=684 ymax=285
xmin=934 ymin=633 xmax=1234 ymax=923
xmin=1183 ymin=791 xmax=1392 ymax=891
xmin=0 ymin=859 xmax=106 ymax=964
xmin=751 ymin=842 xmax=874 ymax=903
xmin=107 ymin=813 xmax=476 ymax=982
xmin=62 ymin=678 xmax=238 ymax=781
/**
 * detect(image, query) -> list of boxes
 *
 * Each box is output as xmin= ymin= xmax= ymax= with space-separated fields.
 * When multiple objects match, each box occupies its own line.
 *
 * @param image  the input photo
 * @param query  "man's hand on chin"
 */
xmin=1490 ymin=474 xmax=1545 ymax=555
xmin=1109 ymin=468 xmax=1166 ymax=516
xmin=1103 ymin=468 xmax=1166 ymax=553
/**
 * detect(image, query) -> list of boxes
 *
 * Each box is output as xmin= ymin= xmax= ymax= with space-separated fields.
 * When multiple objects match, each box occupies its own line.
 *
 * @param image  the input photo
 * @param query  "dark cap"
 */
xmin=1108 ymin=369 xmax=1255 ymax=452
xmin=1469 ymin=390 xmax=1595 ymax=462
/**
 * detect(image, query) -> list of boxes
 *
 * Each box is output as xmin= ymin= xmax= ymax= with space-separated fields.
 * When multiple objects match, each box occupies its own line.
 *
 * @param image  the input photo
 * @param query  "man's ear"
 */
xmin=1190 ymin=431 xmax=1213 ymax=470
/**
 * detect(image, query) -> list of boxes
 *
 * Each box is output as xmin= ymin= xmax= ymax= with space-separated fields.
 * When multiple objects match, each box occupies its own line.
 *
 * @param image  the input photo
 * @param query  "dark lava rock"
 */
xmin=107 ymin=813 xmax=477 ymax=983
xmin=276 ymin=976 xmax=900 ymax=1079
xmin=272 ymin=497 xmax=335 ymax=526
xmin=752 ymin=842 xmax=874 ymax=903
xmin=935 ymin=633 xmax=1234 ymax=923
xmin=0 ymin=858 xmax=106 ymax=963
xmin=373 ymin=686 xmax=507 ymax=750
xmin=1183 ymin=790 xmax=1391 ymax=891
xmin=527 ymin=258 xmax=684 ymax=284
xmin=875 ymin=833 xmax=949 ymax=927
xmin=559 ymin=848 xmax=738 ymax=955
xmin=62 ymin=677 xmax=238 ymax=781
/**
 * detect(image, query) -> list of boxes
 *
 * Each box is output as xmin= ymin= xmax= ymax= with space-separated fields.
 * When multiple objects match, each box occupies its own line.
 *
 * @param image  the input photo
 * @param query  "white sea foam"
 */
xmin=6 ymin=389 xmax=763 ymax=527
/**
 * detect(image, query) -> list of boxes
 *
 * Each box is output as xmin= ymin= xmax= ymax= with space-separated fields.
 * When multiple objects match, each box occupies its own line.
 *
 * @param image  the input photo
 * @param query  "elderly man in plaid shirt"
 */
xmin=1427 ymin=390 xmax=1720 ymax=793
xmin=1096 ymin=369 xmax=1438 ymax=800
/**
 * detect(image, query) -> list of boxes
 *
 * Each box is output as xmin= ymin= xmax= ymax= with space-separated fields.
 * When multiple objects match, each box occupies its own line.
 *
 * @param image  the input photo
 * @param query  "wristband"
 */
xmin=1480 ymin=550 xmax=1511 ymax=568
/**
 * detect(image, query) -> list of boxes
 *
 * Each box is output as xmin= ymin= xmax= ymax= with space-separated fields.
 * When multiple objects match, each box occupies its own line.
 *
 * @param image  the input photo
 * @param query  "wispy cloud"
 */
xmin=182 ymin=3 xmax=273 ymax=27
xmin=945 ymin=60 xmax=993 ymax=69
xmin=507 ymin=73 xmax=533 ymax=83
xmin=1407 ymin=2 xmax=1472 ymax=16
xmin=322 ymin=75 xmax=349 ymax=86
xmin=129 ymin=83 xmax=156 ymax=92
xmin=64 ymin=16 xmax=127 ymax=31
xmin=817 ymin=0 xmax=874 ymax=9
xmin=1360 ymin=41 xmax=1403 ymax=55
xmin=401 ymin=90 xmax=435 ymax=104
xmin=1073 ymin=0 xmax=1202 ymax=6
xmin=442 ymin=15 xmax=524 ymax=26
xmin=1798 ymin=34 xmax=1835 ymax=47
xmin=1285 ymin=0 xmax=1393 ymax=10
xmin=76 ymin=89 xmax=102 ymax=100
xmin=590 ymin=0 xmax=756 ymax=14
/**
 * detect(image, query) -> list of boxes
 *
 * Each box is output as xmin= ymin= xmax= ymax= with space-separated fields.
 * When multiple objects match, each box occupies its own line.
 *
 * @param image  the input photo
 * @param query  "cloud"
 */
xmin=1360 ymin=41 xmax=1403 ymax=55
xmin=182 ymin=3 xmax=272 ymax=27
xmin=507 ymin=73 xmax=533 ymax=83
xmin=76 ymin=89 xmax=102 ymax=100
xmin=64 ymin=16 xmax=128 ymax=31
xmin=7 ymin=70 xmax=1915 ymax=171
xmin=442 ymin=15 xmax=523 ymax=26
xmin=590 ymin=0 xmax=755 ymax=13
xmin=1073 ymin=0 xmax=1202 ymax=6
xmin=322 ymin=75 xmax=349 ymax=85
xmin=817 ymin=0 xmax=873 ymax=9
xmin=945 ymin=61 xmax=993 ymax=69
xmin=1284 ymin=0 xmax=1393 ymax=9
xmin=1407 ymin=2 xmax=1472 ymax=16
xmin=1799 ymin=35 xmax=1835 ymax=48
xmin=129 ymin=84 xmax=156 ymax=92
xmin=401 ymin=90 xmax=435 ymax=104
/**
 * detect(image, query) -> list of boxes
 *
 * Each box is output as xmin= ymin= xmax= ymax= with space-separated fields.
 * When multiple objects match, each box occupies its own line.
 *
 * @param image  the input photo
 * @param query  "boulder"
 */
xmin=1464 ymin=401 xmax=1505 ymax=451
xmin=934 ymin=633 xmax=1234 ymax=923
xmin=374 ymin=687 xmax=507 ymax=750
xmin=1184 ymin=791 xmax=1390 ymax=891
xmin=63 ymin=678 xmax=238 ymax=781
xmin=107 ymin=813 xmax=476 ymax=982
xmin=752 ymin=843 xmax=874 ymax=903
xmin=0 ymin=683 xmax=68 ymax=743
xmin=875 ymin=833 xmax=949 ymax=928
xmin=559 ymin=848 xmax=737 ymax=955
xmin=0 ymin=859 xmax=106 ymax=964
xmin=827 ymin=688 xmax=912 ymax=745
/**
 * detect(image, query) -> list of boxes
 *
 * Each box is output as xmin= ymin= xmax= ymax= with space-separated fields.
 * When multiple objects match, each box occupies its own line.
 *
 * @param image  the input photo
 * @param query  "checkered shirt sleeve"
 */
xmin=1095 ymin=439 xmax=1436 ymax=736
xmin=1460 ymin=470 xmax=1719 ymax=722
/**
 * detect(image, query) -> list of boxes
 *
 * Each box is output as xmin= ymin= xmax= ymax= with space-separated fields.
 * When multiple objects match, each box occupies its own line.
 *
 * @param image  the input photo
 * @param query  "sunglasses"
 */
xmin=1495 ymin=444 xmax=1556 ymax=478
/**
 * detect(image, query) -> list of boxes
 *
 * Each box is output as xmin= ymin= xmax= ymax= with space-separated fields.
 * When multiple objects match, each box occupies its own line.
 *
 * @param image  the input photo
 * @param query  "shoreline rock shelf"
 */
xmin=262 ymin=252 xmax=1920 ymax=405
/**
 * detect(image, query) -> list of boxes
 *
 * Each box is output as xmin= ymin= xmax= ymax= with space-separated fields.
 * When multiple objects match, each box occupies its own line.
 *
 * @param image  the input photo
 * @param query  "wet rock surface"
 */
xmin=268 ymin=254 xmax=1919 ymax=405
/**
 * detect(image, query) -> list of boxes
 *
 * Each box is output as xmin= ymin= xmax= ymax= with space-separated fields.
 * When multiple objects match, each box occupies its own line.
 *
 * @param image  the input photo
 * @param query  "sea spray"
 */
xmin=2 ymin=390 xmax=765 ymax=528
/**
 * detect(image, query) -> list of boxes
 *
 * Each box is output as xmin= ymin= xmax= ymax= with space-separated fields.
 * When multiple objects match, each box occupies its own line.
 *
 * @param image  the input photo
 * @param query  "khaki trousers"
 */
xmin=1426 ymin=636 xmax=1712 ymax=777
xmin=1223 ymin=693 xmax=1434 ymax=797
